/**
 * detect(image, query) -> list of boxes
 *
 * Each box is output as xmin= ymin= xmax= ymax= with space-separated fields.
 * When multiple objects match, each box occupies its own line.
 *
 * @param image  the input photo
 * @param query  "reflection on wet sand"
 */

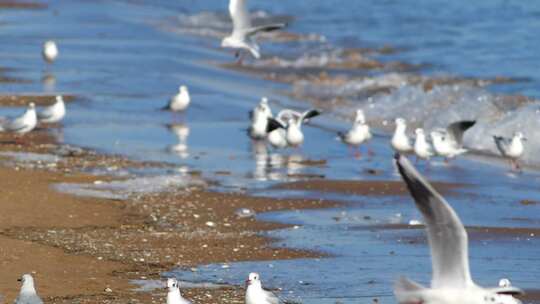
xmin=250 ymin=140 xmax=308 ymax=182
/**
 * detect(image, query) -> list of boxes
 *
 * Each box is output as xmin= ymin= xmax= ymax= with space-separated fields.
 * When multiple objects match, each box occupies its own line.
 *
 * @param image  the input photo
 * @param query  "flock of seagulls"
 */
xmin=0 ymin=0 xmax=528 ymax=303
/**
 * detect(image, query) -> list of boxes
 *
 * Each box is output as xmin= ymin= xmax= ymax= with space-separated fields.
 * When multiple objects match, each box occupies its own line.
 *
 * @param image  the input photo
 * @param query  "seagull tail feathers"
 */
xmin=394 ymin=276 xmax=427 ymax=304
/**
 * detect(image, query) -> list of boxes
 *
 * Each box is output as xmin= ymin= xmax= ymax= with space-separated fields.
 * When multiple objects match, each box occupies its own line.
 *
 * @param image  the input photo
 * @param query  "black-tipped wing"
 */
xmin=301 ymin=109 xmax=321 ymax=123
xmin=395 ymin=154 xmax=473 ymax=288
xmin=246 ymin=23 xmax=287 ymax=37
xmin=266 ymin=117 xmax=286 ymax=133
xmin=446 ymin=120 xmax=475 ymax=145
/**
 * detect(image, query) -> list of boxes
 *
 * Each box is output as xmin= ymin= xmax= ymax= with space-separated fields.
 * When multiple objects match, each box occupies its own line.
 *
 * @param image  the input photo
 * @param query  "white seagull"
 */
xmin=493 ymin=132 xmax=526 ymax=171
xmin=337 ymin=109 xmax=372 ymax=157
xmin=266 ymin=109 xmax=289 ymax=149
xmin=221 ymin=0 xmax=286 ymax=62
xmin=245 ymin=272 xmax=280 ymax=304
xmin=15 ymin=274 xmax=43 ymax=304
xmin=38 ymin=95 xmax=66 ymax=123
xmin=394 ymin=154 xmax=523 ymax=304
xmin=0 ymin=103 xmax=37 ymax=135
xmin=430 ymin=120 xmax=476 ymax=161
xmin=267 ymin=109 xmax=321 ymax=147
xmin=42 ymin=40 xmax=58 ymax=64
xmin=166 ymin=278 xmax=191 ymax=304
xmin=165 ymin=85 xmax=190 ymax=112
xmin=414 ymin=128 xmax=434 ymax=163
xmin=391 ymin=118 xmax=413 ymax=154
xmin=248 ymin=97 xmax=273 ymax=140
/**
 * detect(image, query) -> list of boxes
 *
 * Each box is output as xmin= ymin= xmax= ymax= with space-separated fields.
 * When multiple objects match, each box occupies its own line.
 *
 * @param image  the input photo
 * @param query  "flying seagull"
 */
xmin=431 ymin=120 xmax=476 ymax=162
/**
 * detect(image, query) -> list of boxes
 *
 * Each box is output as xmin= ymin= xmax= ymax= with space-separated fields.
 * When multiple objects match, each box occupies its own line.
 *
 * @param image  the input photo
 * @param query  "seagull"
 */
xmin=15 ymin=274 xmax=43 ymax=304
xmin=414 ymin=128 xmax=434 ymax=163
xmin=267 ymin=109 xmax=321 ymax=147
xmin=430 ymin=120 xmax=476 ymax=162
xmin=248 ymin=97 xmax=273 ymax=140
xmin=165 ymin=85 xmax=190 ymax=112
xmin=38 ymin=95 xmax=66 ymax=123
xmin=493 ymin=132 xmax=526 ymax=171
xmin=245 ymin=272 xmax=280 ymax=304
xmin=42 ymin=40 xmax=58 ymax=64
xmin=0 ymin=103 xmax=37 ymax=135
xmin=337 ymin=109 xmax=372 ymax=157
xmin=393 ymin=154 xmax=524 ymax=304
xmin=166 ymin=278 xmax=191 ymax=304
xmin=221 ymin=0 xmax=286 ymax=62
xmin=266 ymin=110 xmax=288 ymax=149
xmin=391 ymin=118 xmax=413 ymax=154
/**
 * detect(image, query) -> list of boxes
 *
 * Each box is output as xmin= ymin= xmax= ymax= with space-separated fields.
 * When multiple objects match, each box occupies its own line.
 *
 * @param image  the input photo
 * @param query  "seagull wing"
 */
xmin=37 ymin=105 xmax=54 ymax=120
xmin=493 ymin=135 xmax=511 ymax=156
xmin=395 ymin=154 xmax=474 ymax=289
xmin=300 ymin=109 xmax=322 ymax=123
xmin=3 ymin=116 xmax=27 ymax=132
xmin=446 ymin=120 xmax=476 ymax=146
xmin=230 ymin=0 xmax=252 ymax=37
xmin=276 ymin=109 xmax=301 ymax=122
xmin=262 ymin=289 xmax=280 ymax=304
xmin=267 ymin=117 xmax=286 ymax=133
xmin=246 ymin=23 xmax=287 ymax=37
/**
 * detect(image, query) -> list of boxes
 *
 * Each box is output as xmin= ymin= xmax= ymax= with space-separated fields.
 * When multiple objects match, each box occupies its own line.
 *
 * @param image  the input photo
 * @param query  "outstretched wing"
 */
xmin=395 ymin=154 xmax=473 ymax=289
xmin=246 ymin=23 xmax=287 ymax=37
xmin=301 ymin=109 xmax=321 ymax=123
xmin=446 ymin=120 xmax=476 ymax=146
xmin=230 ymin=0 xmax=252 ymax=37
xmin=267 ymin=117 xmax=286 ymax=133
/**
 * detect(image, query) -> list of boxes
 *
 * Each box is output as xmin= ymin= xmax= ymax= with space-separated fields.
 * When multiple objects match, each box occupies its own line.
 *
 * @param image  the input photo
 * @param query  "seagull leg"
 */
xmin=236 ymin=51 xmax=246 ymax=65
xmin=367 ymin=147 xmax=375 ymax=157
xmin=354 ymin=146 xmax=362 ymax=159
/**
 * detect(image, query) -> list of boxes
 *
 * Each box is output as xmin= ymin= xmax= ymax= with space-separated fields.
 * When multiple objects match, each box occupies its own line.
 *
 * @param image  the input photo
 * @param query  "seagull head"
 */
xmin=166 ymin=278 xmax=179 ymax=291
xmin=179 ymin=85 xmax=188 ymax=93
xmin=395 ymin=117 xmax=406 ymax=125
xmin=355 ymin=109 xmax=366 ymax=124
xmin=43 ymin=40 xmax=57 ymax=50
xmin=28 ymin=102 xmax=36 ymax=110
xmin=415 ymin=128 xmax=424 ymax=136
xmin=245 ymin=272 xmax=261 ymax=288
xmin=499 ymin=278 xmax=511 ymax=287
xmin=514 ymin=132 xmax=526 ymax=141
xmin=260 ymin=97 xmax=268 ymax=106
xmin=18 ymin=274 xmax=35 ymax=289
xmin=56 ymin=95 xmax=64 ymax=104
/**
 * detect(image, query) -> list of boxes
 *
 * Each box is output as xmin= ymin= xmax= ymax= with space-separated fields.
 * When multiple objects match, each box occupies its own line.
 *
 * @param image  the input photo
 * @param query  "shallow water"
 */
xmin=1 ymin=1 xmax=540 ymax=303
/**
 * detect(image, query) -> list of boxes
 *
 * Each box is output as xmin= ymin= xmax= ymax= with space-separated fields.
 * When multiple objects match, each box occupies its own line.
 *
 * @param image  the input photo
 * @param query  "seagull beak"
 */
xmin=245 ymin=279 xmax=251 ymax=287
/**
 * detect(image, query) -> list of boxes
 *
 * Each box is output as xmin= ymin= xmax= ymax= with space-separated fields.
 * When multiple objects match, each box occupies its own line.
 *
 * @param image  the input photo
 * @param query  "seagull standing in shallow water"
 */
xmin=221 ymin=0 xmax=286 ymax=63
xmin=15 ymin=274 xmax=43 ymax=304
xmin=165 ymin=85 xmax=190 ymax=112
xmin=0 ymin=103 xmax=37 ymax=135
xmin=42 ymin=40 xmax=58 ymax=64
xmin=248 ymin=97 xmax=273 ymax=140
xmin=493 ymin=132 xmax=526 ymax=171
xmin=430 ymin=120 xmax=476 ymax=162
xmin=38 ymin=95 xmax=66 ymax=123
xmin=391 ymin=118 xmax=413 ymax=154
xmin=337 ymin=109 xmax=372 ymax=157
xmin=414 ymin=128 xmax=434 ymax=164
xmin=166 ymin=278 xmax=191 ymax=304
xmin=245 ymin=272 xmax=280 ymax=304
xmin=394 ymin=154 xmax=523 ymax=304
xmin=267 ymin=109 xmax=321 ymax=148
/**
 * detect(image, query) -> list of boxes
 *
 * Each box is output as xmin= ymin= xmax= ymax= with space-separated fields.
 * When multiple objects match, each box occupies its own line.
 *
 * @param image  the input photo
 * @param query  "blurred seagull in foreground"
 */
xmin=15 ymin=274 xmax=43 ymax=304
xmin=337 ymin=109 xmax=372 ymax=158
xmin=165 ymin=85 xmax=190 ymax=112
xmin=391 ymin=118 xmax=413 ymax=154
xmin=267 ymin=108 xmax=321 ymax=147
xmin=222 ymin=0 xmax=286 ymax=63
xmin=430 ymin=120 xmax=476 ymax=162
xmin=249 ymin=97 xmax=273 ymax=140
xmin=245 ymin=272 xmax=280 ymax=304
xmin=166 ymin=278 xmax=191 ymax=304
xmin=394 ymin=154 xmax=523 ymax=304
xmin=414 ymin=128 xmax=433 ymax=164
xmin=38 ymin=95 xmax=66 ymax=123
xmin=42 ymin=40 xmax=58 ymax=64
xmin=0 ymin=103 xmax=37 ymax=135
xmin=493 ymin=132 xmax=526 ymax=171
